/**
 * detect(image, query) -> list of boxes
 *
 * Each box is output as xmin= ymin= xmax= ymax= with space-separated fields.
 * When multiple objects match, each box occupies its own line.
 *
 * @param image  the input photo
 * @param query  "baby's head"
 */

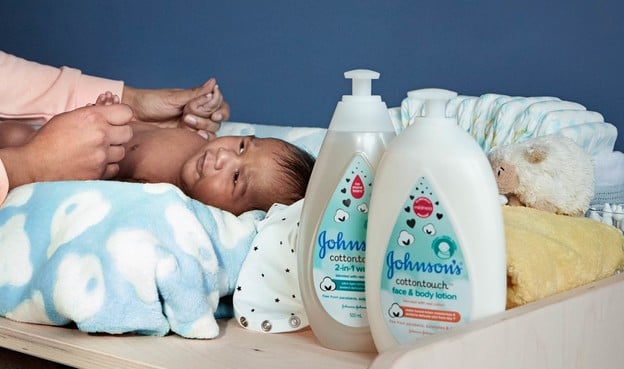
xmin=180 ymin=135 xmax=315 ymax=215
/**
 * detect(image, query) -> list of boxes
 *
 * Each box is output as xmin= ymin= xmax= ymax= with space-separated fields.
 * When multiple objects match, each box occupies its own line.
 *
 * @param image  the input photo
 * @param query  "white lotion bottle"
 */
xmin=365 ymin=88 xmax=506 ymax=352
xmin=297 ymin=69 xmax=396 ymax=352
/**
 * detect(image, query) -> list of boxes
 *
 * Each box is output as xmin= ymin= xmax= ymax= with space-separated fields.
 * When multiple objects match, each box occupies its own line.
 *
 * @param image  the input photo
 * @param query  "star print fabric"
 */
xmin=234 ymin=200 xmax=309 ymax=333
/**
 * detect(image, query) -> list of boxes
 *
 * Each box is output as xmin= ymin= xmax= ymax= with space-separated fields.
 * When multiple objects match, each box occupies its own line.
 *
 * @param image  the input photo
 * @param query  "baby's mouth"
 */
xmin=196 ymin=152 xmax=207 ymax=175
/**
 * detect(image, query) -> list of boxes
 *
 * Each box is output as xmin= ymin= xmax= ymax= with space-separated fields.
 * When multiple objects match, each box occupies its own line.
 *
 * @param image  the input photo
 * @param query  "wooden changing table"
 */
xmin=1 ymin=272 xmax=623 ymax=369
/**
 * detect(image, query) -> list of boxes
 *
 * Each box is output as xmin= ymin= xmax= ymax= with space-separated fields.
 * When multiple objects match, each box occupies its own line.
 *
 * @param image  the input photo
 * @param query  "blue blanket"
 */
xmin=0 ymin=181 xmax=263 ymax=339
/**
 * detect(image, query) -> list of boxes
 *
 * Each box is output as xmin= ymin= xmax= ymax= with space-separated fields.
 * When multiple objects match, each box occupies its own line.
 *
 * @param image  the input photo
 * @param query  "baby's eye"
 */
xmin=233 ymin=170 xmax=240 ymax=184
xmin=239 ymin=140 xmax=245 ymax=154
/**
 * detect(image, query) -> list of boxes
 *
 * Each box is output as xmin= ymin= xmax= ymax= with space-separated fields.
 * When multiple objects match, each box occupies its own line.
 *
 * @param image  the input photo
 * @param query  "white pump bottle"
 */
xmin=297 ymin=69 xmax=396 ymax=352
xmin=365 ymin=88 xmax=506 ymax=352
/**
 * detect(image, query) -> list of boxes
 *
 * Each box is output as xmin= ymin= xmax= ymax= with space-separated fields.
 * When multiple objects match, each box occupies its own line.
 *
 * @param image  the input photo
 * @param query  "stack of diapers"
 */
xmin=389 ymin=92 xmax=618 ymax=156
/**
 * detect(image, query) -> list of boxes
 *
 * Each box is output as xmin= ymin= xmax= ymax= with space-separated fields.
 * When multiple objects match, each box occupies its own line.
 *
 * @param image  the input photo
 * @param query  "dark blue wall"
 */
xmin=2 ymin=0 xmax=622 ymax=151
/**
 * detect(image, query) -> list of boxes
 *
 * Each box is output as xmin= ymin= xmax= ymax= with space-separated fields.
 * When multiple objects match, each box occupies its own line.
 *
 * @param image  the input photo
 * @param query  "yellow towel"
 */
xmin=503 ymin=206 xmax=624 ymax=308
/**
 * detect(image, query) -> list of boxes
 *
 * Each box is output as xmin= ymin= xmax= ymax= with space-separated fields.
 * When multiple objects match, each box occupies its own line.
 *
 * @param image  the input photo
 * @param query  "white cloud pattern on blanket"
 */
xmin=167 ymin=203 xmax=218 ymax=272
xmin=53 ymin=254 xmax=105 ymax=322
xmin=0 ymin=214 xmax=32 ymax=286
xmin=48 ymin=191 xmax=110 ymax=258
xmin=1 ymin=184 xmax=33 ymax=207
xmin=6 ymin=291 xmax=53 ymax=324
xmin=107 ymin=230 xmax=160 ymax=303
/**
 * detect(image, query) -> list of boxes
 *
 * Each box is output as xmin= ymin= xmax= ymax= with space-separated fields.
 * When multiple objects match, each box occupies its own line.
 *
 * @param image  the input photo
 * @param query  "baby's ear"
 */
xmin=524 ymin=144 xmax=548 ymax=164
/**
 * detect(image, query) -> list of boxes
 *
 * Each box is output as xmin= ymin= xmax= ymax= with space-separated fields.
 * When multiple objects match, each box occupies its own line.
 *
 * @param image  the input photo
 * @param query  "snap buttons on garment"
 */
xmin=239 ymin=317 xmax=248 ymax=327
xmin=261 ymin=320 xmax=272 ymax=332
xmin=289 ymin=315 xmax=301 ymax=328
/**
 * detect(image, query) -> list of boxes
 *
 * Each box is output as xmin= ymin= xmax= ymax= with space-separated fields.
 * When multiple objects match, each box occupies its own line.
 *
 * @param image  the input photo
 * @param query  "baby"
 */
xmin=0 ymin=93 xmax=315 ymax=215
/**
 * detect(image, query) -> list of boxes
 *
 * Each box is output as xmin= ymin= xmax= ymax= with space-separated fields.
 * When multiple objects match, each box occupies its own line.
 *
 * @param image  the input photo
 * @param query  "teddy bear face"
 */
xmin=490 ymin=158 xmax=519 ymax=195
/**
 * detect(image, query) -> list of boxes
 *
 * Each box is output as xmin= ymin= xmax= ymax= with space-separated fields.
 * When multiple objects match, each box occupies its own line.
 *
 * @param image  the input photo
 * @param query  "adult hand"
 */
xmin=122 ymin=78 xmax=230 ymax=134
xmin=0 ymin=104 xmax=133 ymax=190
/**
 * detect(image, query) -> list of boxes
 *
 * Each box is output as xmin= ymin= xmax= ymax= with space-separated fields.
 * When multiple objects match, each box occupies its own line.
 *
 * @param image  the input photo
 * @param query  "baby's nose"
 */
xmin=214 ymin=147 xmax=238 ymax=169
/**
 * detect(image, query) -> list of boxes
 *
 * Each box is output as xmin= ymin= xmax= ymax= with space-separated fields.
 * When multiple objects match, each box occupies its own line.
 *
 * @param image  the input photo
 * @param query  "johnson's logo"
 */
xmin=385 ymin=251 xmax=462 ymax=279
xmin=317 ymin=230 xmax=366 ymax=259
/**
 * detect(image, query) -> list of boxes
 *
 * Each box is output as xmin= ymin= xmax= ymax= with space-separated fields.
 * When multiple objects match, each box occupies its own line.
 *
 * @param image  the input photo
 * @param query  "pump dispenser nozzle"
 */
xmin=345 ymin=69 xmax=380 ymax=96
xmin=424 ymin=99 xmax=447 ymax=118
xmin=407 ymin=88 xmax=457 ymax=118
xmin=328 ymin=69 xmax=394 ymax=132
xmin=407 ymin=88 xmax=457 ymax=100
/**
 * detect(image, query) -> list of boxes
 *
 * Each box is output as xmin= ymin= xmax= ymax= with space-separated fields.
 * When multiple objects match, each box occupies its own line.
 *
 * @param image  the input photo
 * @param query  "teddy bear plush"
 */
xmin=487 ymin=135 xmax=594 ymax=216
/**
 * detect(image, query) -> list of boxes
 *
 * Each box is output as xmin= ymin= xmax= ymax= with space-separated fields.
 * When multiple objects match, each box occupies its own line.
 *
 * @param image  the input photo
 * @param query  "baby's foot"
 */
xmin=95 ymin=91 xmax=121 ymax=106
xmin=180 ymin=81 xmax=224 ymax=132
xmin=187 ymin=84 xmax=221 ymax=116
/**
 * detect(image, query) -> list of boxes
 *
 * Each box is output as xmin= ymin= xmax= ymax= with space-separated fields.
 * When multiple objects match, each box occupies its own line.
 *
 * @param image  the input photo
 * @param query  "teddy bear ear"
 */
xmin=524 ymin=144 xmax=548 ymax=164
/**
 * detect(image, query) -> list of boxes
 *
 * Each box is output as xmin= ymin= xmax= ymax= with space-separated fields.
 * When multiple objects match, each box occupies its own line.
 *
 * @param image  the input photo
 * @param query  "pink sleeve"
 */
xmin=0 ymin=51 xmax=124 ymax=122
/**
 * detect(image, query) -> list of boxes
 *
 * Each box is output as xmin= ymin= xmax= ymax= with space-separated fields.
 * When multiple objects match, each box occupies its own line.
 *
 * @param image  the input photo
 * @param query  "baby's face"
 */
xmin=180 ymin=135 xmax=285 ymax=215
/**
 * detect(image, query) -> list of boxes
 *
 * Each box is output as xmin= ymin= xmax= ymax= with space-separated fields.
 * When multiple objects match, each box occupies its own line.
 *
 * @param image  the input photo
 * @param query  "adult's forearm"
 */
xmin=0 ymin=51 xmax=124 ymax=122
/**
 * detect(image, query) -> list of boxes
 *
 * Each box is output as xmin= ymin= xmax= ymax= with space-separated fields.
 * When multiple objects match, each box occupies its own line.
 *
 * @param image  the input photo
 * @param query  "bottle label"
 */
xmin=380 ymin=176 xmax=471 ymax=343
xmin=312 ymin=154 xmax=372 ymax=327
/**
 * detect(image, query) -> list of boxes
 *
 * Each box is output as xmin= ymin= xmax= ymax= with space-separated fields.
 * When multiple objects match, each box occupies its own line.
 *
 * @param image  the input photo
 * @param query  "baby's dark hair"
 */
xmin=273 ymin=141 xmax=316 ymax=206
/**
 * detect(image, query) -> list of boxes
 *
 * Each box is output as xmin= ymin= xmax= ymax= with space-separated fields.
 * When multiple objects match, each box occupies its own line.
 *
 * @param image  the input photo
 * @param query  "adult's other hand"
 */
xmin=0 ymin=104 xmax=133 ymax=190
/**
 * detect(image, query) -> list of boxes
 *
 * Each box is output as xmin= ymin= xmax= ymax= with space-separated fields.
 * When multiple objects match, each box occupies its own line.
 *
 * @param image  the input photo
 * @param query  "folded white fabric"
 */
xmin=594 ymin=151 xmax=624 ymax=186
xmin=592 ymin=151 xmax=624 ymax=206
